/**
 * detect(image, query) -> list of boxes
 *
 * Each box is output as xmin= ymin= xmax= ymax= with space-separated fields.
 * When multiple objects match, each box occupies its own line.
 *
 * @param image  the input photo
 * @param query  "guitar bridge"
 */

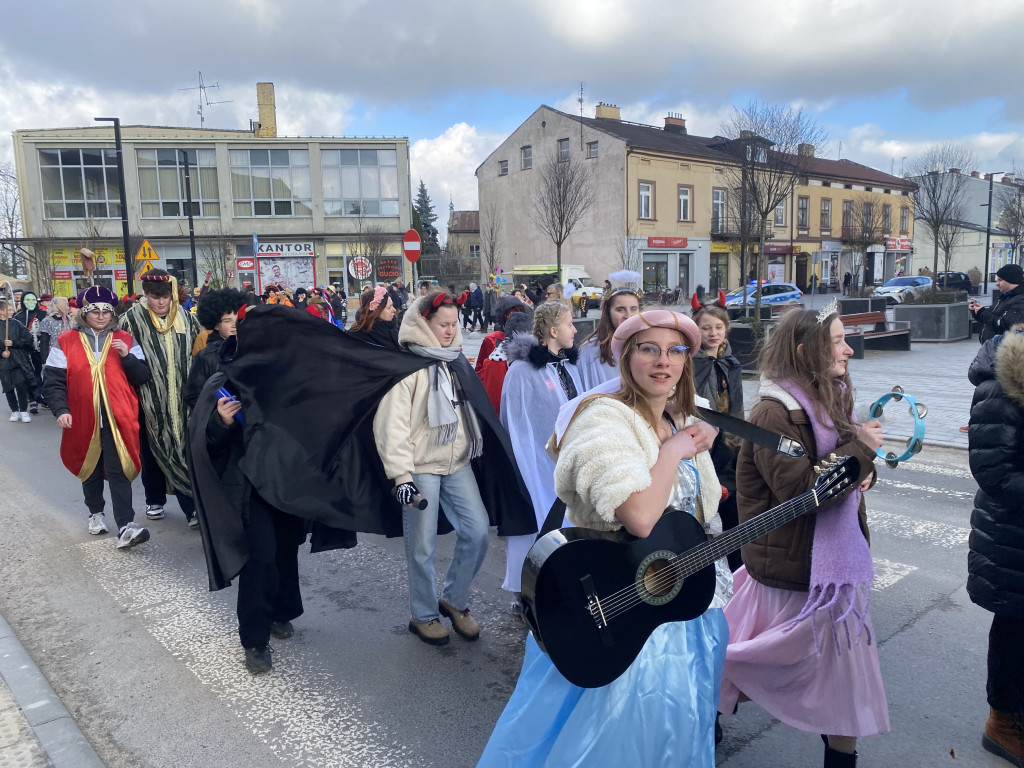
xmin=580 ymin=575 xmax=614 ymax=648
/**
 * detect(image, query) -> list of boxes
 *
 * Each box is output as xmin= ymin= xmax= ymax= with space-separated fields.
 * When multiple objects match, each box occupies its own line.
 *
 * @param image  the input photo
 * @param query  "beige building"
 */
xmin=12 ymin=83 xmax=413 ymax=298
xmin=478 ymin=103 xmax=915 ymax=296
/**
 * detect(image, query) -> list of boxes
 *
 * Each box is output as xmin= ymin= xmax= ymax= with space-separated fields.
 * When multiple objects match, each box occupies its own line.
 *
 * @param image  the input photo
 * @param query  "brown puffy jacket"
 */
xmin=737 ymin=384 xmax=877 ymax=592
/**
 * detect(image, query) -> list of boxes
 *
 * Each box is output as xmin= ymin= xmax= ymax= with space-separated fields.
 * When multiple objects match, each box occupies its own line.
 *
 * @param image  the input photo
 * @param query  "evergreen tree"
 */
xmin=414 ymin=180 xmax=437 ymax=230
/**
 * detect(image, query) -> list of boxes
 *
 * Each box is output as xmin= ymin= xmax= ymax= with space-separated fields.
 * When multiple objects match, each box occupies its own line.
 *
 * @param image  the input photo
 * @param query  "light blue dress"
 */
xmin=476 ymin=460 xmax=730 ymax=768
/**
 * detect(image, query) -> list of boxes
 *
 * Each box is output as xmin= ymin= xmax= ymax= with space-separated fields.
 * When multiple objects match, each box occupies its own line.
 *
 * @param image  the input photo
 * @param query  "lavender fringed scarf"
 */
xmin=778 ymin=379 xmax=874 ymax=655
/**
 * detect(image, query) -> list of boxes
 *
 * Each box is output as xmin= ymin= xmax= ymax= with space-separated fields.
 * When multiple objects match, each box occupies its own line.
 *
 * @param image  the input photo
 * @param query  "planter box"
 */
xmin=838 ymin=298 xmax=887 ymax=314
xmin=893 ymin=302 xmax=970 ymax=341
xmin=728 ymin=322 xmax=775 ymax=371
xmin=727 ymin=306 xmax=772 ymax=322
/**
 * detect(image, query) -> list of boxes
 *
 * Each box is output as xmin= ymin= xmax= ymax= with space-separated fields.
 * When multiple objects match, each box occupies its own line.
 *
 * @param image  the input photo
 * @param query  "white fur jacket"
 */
xmin=553 ymin=395 xmax=723 ymax=535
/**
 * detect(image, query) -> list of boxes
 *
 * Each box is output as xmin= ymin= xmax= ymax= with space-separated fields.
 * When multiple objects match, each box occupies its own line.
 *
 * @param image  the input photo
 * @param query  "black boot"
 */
xmin=823 ymin=739 xmax=858 ymax=767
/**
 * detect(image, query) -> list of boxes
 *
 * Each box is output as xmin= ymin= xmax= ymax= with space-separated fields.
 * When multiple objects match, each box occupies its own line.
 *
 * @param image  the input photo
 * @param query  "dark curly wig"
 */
xmin=197 ymin=288 xmax=246 ymax=331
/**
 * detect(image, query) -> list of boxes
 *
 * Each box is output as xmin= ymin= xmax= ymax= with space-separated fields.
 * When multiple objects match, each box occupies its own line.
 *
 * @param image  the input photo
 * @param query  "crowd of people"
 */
xmin=4 ymin=266 xmax=1022 ymax=768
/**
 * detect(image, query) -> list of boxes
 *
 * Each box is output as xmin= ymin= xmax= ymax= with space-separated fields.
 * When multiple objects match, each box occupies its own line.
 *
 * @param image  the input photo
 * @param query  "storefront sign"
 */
xmin=51 ymin=270 xmax=73 ymax=280
xmin=377 ymin=257 xmax=401 ymax=281
xmin=256 ymin=241 xmax=314 ymax=257
xmin=114 ymin=270 xmax=127 ymax=280
xmin=710 ymin=242 xmax=732 ymax=253
xmin=49 ymin=248 xmax=71 ymax=266
xmin=821 ymin=240 xmax=843 ymax=252
xmin=349 ymin=256 xmax=372 ymax=280
xmin=763 ymin=245 xmax=794 ymax=254
xmin=236 ymin=258 xmax=256 ymax=271
xmin=647 ymin=237 xmax=687 ymax=248
xmin=885 ymin=237 xmax=912 ymax=251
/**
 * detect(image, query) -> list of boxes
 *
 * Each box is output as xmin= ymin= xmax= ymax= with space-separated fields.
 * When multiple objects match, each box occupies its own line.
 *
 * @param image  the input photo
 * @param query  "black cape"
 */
xmin=187 ymin=366 xmax=358 ymax=591
xmin=220 ymin=305 xmax=536 ymax=539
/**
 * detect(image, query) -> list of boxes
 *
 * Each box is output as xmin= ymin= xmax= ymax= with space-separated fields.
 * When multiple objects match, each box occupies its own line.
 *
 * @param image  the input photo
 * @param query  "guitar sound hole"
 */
xmin=635 ymin=550 xmax=684 ymax=606
xmin=643 ymin=559 xmax=674 ymax=596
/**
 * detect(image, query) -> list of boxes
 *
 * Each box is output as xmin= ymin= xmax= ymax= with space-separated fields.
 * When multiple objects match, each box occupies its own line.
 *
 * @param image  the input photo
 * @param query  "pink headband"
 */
xmin=610 ymin=310 xmax=701 ymax=362
xmin=368 ymin=286 xmax=388 ymax=312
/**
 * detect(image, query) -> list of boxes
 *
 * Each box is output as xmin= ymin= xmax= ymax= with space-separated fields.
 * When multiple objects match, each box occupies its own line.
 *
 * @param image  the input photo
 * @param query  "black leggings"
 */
xmin=5 ymin=383 xmax=31 ymax=412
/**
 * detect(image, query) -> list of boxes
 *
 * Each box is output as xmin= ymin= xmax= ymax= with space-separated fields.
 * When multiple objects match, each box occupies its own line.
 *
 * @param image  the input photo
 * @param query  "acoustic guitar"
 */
xmin=520 ymin=455 xmax=860 ymax=689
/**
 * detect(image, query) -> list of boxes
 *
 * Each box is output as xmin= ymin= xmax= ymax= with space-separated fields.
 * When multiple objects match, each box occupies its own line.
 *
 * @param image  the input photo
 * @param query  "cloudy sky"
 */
xmin=3 ymin=0 xmax=1023 ymax=220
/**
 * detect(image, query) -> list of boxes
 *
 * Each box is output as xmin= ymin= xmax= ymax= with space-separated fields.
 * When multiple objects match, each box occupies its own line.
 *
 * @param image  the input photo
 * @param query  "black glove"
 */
xmin=393 ymin=482 xmax=421 ymax=507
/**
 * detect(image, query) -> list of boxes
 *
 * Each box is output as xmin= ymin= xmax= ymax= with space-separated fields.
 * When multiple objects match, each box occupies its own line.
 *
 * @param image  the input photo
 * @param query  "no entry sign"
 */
xmin=403 ymin=229 xmax=422 ymax=263
xmin=349 ymin=256 xmax=372 ymax=280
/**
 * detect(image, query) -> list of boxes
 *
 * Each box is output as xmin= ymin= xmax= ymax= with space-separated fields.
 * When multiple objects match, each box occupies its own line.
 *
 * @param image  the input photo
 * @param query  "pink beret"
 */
xmin=610 ymin=310 xmax=701 ymax=363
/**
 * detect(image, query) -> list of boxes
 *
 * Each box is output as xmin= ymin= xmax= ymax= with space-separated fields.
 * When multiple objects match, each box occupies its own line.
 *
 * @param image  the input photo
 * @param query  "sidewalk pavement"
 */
xmin=0 ymin=613 xmax=105 ymax=768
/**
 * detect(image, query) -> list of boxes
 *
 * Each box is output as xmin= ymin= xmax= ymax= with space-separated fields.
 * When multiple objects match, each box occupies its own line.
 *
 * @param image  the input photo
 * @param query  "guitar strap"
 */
xmin=696 ymin=406 xmax=806 ymax=458
xmin=539 ymin=498 xmax=568 ymax=539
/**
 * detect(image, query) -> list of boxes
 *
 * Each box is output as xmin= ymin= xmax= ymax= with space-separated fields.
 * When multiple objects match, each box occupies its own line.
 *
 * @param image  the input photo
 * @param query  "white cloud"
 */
xmin=410 ymin=122 xmax=505 ymax=229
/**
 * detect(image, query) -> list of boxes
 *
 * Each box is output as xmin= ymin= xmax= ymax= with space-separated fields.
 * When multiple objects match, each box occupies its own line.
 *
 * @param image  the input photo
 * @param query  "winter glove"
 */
xmin=393 ymin=482 xmax=427 ymax=509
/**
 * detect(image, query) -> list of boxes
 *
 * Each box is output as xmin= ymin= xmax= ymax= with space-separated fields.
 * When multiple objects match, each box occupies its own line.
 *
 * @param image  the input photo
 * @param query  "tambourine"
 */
xmin=868 ymin=386 xmax=927 ymax=468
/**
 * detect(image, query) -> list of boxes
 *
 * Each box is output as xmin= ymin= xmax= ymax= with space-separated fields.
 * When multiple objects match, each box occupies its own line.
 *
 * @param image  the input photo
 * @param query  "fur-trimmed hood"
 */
xmin=399 ymin=294 xmax=464 ymax=349
xmin=506 ymin=333 xmax=579 ymax=368
xmin=995 ymin=331 xmax=1024 ymax=408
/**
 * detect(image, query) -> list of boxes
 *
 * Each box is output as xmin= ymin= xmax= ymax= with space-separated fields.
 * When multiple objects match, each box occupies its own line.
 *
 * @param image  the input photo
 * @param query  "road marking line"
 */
xmin=76 ymin=541 xmax=419 ymax=768
xmin=869 ymin=510 xmax=970 ymax=549
xmin=873 ymin=479 xmax=975 ymax=501
xmin=873 ymin=558 xmax=918 ymax=590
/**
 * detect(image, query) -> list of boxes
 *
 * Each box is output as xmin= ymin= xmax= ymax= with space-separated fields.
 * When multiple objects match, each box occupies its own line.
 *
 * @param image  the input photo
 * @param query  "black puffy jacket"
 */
xmin=967 ymin=330 xmax=1024 ymax=616
xmin=974 ymin=284 xmax=1024 ymax=343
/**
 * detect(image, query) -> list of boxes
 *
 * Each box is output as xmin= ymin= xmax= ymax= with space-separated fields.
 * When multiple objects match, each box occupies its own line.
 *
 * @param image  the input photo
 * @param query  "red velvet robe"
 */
xmin=57 ymin=329 xmax=142 ymax=481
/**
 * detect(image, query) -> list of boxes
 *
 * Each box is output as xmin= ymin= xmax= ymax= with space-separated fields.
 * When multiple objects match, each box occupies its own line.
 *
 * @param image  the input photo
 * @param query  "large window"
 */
xmin=774 ymin=197 xmax=786 ymax=227
xmin=820 ymin=198 xmax=832 ymax=229
xmin=797 ymin=196 xmax=809 ymax=228
xmin=712 ymin=188 xmax=727 ymax=233
xmin=678 ymin=185 xmax=692 ymax=222
xmin=321 ymin=148 xmax=398 ymax=217
xmin=521 ymin=146 xmax=532 ymax=170
xmin=469 ymin=244 xmax=481 ymax=259
xmin=883 ymin=204 xmax=892 ymax=233
xmin=557 ymin=138 xmax=570 ymax=162
xmin=842 ymin=200 xmax=854 ymax=229
xmin=639 ymin=181 xmax=654 ymax=220
xmin=39 ymin=148 xmax=122 ymax=219
xmin=231 ymin=148 xmax=311 ymax=217
xmin=900 ymin=206 xmax=909 ymax=233
xmin=137 ymin=148 xmax=219 ymax=218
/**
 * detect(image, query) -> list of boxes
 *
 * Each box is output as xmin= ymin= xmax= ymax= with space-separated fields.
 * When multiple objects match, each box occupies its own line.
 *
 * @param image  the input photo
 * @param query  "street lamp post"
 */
xmin=982 ymin=172 xmax=1004 ymax=296
xmin=93 ymin=117 xmax=134 ymax=295
xmin=179 ymin=150 xmax=199 ymax=288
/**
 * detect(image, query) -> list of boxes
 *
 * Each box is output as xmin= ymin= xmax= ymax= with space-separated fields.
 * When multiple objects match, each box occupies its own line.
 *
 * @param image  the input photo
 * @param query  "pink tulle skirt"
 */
xmin=719 ymin=567 xmax=890 ymax=737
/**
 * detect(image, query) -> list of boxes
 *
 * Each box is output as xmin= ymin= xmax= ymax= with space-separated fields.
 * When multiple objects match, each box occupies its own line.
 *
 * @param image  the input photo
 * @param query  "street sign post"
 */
xmin=403 ymin=229 xmax=422 ymax=263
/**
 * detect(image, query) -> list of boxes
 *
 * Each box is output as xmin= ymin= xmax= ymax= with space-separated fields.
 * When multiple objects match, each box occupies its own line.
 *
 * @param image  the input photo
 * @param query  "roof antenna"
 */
xmin=178 ymin=72 xmax=233 ymax=128
xmin=579 ymin=81 xmax=585 ymax=149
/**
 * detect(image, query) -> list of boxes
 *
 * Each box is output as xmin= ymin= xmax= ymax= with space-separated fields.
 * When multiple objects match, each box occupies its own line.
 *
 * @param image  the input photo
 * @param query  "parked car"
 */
xmin=935 ymin=271 xmax=973 ymax=292
xmin=725 ymin=282 xmax=803 ymax=307
xmin=873 ymin=275 xmax=933 ymax=304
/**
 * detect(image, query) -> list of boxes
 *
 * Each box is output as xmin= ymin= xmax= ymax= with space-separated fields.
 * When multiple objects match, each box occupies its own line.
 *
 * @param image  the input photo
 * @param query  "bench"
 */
xmin=840 ymin=312 xmax=911 ymax=354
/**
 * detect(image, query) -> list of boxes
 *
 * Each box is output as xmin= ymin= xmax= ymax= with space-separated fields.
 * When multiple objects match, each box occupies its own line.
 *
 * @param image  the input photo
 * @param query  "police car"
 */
xmin=724 ymin=282 xmax=803 ymax=307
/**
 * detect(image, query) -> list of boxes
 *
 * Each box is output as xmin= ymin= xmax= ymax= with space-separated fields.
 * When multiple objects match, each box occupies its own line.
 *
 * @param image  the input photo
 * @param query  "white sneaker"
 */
xmin=88 ymin=513 xmax=109 ymax=535
xmin=116 ymin=522 xmax=150 ymax=549
xmin=9 ymin=412 xmax=19 ymax=422
xmin=188 ymin=514 xmax=200 ymax=529
xmin=19 ymin=412 xmax=31 ymax=423
xmin=145 ymin=504 xmax=165 ymax=520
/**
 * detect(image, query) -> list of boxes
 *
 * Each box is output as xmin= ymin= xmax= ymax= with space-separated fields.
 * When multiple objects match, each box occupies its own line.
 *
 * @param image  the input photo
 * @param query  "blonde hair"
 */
xmin=532 ymin=300 xmax=570 ymax=344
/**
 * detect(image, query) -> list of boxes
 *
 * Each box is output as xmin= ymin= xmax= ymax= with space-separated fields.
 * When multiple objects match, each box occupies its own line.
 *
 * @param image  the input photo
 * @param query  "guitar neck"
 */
xmin=675 ymin=489 xmax=820 ymax=576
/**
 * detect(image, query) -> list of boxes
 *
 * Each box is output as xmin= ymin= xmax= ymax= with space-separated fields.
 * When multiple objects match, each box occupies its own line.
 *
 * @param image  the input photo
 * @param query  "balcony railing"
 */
xmin=711 ymin=215 xmax=774 ymax=240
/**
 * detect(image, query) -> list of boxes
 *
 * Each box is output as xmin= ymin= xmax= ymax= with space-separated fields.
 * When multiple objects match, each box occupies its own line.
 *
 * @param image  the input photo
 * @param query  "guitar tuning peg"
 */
xmin=829 ymin=453 xmax=838 ymax=463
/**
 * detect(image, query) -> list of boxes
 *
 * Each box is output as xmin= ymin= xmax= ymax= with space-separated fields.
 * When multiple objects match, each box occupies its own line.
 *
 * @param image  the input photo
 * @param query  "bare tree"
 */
xmin=997 ymin=175 xmax=1024 ymax=265
xmin=844 ymin=193 xmax=888 ymax=291
xmin=531 ymin=149 xmax=595 ymax=278
xmin=350 ymin=219 xmax=393 ymax=283
xmin=612 ymin=216 xmax=642 ymax=273
xmin=937 ymin=204 xmax=968 ymax=276
xmin=480 ymin=201 xmax=502 ymax=281
xmin=905 ymin=144 xmax=976 ymax=289
xmin=197 ymin=221 xmax=233 ymax=288
xmin=718 ymin=102 xmax=827 ymax=317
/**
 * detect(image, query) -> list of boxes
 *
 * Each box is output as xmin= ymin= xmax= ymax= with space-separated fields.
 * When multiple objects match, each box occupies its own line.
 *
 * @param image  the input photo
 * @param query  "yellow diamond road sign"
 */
xmin=135 ymin=239 xmax=160 ymax=262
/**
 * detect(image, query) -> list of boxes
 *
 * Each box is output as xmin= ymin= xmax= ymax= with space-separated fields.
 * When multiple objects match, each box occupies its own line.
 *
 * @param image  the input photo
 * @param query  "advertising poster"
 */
xmin=50 ymin=270 xmax=74 ymax=298
xmin=258 ymin=256 xmax=315 ymax=294
xmin=49 ymin=248 xmax=71 ymax=267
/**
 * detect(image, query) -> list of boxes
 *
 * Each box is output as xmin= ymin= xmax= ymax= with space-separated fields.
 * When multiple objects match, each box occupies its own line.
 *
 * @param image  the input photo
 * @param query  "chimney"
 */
xmin=971 ymin=171 xmax=981 ymax=178
xmin=595 ymin=102 xmax=621 ymax=121
xmin=256 ymin=82 xmax=277 ymax=138
xmin=798 ymin=143 xmax=815 ymax=158
xmin=740 ymin=130 xmax=755 ymax=139
xmin=664 ymin=113 xmax=687 ymax=135
xmin=1002 ymin=175 xmax=1015 ymax=184
xmin=949 ymin=168 xmax=961 ymax=174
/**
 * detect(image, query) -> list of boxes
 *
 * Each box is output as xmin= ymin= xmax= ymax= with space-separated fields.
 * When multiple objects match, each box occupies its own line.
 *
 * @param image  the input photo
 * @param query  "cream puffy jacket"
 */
xmin=553 ymin=395 xmax=722 ymax=534
xmin=373 ymin=298 xmax=471 ymax=486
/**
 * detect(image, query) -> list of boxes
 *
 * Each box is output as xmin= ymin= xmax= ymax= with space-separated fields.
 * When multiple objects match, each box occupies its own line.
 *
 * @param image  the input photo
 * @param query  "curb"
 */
xmin=0 ymin=613 xmax=105 ymax=768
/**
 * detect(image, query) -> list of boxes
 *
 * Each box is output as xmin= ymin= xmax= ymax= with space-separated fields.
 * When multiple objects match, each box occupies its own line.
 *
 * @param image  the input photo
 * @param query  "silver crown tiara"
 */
xmin=817 ymin=296 xmax=839 ymax=324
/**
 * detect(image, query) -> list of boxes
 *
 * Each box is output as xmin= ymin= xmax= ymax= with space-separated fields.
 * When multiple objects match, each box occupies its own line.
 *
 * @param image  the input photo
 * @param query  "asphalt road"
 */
xmin=0 ymin=417 xmax=1006 ymax=767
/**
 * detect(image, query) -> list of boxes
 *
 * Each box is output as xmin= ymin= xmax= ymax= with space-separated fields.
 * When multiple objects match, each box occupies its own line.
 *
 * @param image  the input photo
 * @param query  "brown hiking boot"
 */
xmin=408 ymin=618 xmax=450 ymax=646
xmin=983 ymin=707 xmax=1024 ymax=767
xmin=439 ymin=601 xmax=481 ymax=641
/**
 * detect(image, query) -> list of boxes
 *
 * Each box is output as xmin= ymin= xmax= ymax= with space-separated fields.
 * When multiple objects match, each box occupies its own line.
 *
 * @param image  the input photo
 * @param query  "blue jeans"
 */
xmin=406 ymin=465 xmax=490 ymax=622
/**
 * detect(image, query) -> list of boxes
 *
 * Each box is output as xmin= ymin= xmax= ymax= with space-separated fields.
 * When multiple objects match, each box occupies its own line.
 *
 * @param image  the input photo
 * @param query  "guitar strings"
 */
xmin=587 ymin=475 xmax=848 ymax=623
